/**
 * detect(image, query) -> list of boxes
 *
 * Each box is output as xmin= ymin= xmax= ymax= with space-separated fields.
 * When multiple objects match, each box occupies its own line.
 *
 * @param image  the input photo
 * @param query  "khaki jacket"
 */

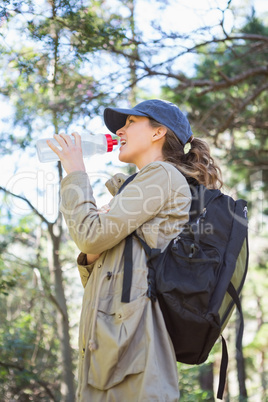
xmin=60 ymin=161 xmax=191 ymax=402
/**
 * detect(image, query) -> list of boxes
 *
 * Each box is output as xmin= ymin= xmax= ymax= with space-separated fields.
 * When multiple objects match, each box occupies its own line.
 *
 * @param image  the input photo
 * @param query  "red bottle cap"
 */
xmin=105 ymin=134 xmax=118 ymax=152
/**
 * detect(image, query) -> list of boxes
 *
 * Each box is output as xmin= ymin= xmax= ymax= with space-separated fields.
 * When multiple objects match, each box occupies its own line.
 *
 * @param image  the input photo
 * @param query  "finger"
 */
xmin=53 ymin=134 xmax=66 ymax=146
xmin=59 ymin=133 xmax=73 ymax=146
xmin=47 ymin=138 xmax=61 ymax=157
xmin=71 ymin=132 xmax=82 ymax=147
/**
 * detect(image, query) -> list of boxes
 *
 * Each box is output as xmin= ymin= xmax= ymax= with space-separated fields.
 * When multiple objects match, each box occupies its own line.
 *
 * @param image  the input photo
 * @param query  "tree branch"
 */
xmin=136 ymin=33 xmax=268 ymax=76
xmin=0 ymin=361 xmax=56 ymax=400
xmin=216 ymin=82 xmax=268 ymax=134
xmin=4 ymin=251 xmax=68 ymax=320
xmin=0 ymin=186 xmax=51 ymax=226
xmin=196 ymin=66 xmax=268 ymax=96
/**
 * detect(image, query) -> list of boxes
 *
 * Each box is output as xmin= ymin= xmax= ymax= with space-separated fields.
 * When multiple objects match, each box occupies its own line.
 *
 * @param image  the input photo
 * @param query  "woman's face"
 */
xmin=116 ymin=115 xmax=159 ymax=169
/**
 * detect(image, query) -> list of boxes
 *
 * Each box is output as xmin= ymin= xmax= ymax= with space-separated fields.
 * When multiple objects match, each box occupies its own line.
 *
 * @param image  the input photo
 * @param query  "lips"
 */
xmin=120 ymin=140 xmax=126 ymax=146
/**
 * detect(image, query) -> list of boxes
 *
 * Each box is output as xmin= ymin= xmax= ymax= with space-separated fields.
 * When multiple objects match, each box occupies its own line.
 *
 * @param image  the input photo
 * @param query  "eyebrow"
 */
xmin=126 ymin=115 xmax=136 ymax=122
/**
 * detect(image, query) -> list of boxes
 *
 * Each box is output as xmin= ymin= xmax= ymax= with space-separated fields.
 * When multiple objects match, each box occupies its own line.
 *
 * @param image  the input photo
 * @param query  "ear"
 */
xmin=152 ymin=126 xmax=167 ymax=142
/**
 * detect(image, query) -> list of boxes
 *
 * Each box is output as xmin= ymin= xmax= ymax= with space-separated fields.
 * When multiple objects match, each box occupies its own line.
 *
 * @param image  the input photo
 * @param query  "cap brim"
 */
xmin=104 ymin=107 xmax=148 ymax=134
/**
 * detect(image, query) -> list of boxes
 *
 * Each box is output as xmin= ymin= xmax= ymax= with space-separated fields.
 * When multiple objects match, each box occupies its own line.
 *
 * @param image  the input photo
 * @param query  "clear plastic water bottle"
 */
xmin=36 ymin=134 xmax=118 ymax=163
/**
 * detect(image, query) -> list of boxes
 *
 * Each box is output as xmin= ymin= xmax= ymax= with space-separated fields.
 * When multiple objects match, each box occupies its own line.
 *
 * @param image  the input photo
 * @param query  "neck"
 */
xmin=136 ymin=150 xmax=164 ymax=170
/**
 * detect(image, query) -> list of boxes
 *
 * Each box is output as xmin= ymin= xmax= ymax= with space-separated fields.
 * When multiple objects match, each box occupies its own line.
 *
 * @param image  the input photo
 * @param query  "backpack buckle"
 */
xmin=189 ymin=243 xmax=196 ymax=258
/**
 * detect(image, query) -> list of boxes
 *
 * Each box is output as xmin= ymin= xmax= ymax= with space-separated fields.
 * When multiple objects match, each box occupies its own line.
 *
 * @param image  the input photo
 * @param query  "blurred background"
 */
xmin=0 ymin=0 xmax=267 ymax=400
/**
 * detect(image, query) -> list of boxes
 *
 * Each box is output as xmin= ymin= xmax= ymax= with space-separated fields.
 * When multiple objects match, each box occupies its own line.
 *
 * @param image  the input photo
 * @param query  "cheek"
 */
xmin=133 ymin=130 xmax=151 ymax=149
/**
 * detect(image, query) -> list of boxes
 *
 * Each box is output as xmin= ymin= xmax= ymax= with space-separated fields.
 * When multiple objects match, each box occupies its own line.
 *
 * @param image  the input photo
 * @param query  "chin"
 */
xmin=118 ymin=152 xmax=132 ymax=164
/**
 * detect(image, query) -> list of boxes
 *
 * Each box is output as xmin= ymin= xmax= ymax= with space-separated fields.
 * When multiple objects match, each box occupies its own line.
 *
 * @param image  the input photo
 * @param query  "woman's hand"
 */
xmin=47 ymin=132 xmax=86 ymax=174
xmin=98 ymin=204 xmax=111 ymax=214
xmin=86 ymin=253 xmax=101 ymax=264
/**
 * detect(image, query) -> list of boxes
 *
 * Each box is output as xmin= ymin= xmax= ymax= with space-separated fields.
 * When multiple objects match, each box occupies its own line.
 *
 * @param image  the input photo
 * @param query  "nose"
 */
xmin=116 ymin=124 xmax=126 ymax=137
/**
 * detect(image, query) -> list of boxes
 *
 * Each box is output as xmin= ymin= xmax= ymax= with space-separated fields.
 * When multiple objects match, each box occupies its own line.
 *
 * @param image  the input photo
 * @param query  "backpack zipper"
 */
xmin=196 ymin=207 xmax=207 ymax=225
xmin=173 ymin=207 xmax=207 ymax=249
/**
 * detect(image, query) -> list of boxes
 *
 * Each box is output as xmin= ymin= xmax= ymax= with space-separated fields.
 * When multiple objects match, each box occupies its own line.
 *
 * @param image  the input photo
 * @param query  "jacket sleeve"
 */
xmin=60 ymin=163 xmax=179 ymax=254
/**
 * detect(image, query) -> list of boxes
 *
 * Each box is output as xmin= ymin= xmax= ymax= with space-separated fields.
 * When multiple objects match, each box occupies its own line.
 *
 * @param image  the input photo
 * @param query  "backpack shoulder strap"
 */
xmin=217 ymin=277 xmax=247 ymax=400
xmin=116 ymin=173 xmax=137 ymax=303
xmin=217 ymin=335 xmax=229 ymax=399
xmin=121 ymin=235 xmax=133 ymax=303
xmin=121 ymin=233 xmax=160 ymax=303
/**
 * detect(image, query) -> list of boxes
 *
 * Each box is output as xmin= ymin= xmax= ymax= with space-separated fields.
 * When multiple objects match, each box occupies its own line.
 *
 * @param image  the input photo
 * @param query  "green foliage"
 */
xmin=0 ymin=213 xmax=26 ymax=295
xmin=248 ymin=323 xmax=268 ymax=351
xmin=0 ymin=264 xmax=17 ymax=296
xmin=0 ymin=293 xmax=61 ymax=400
xmin=0 ymin=0 xmax=129 ymax=151
xmin=59 ymin=3 xmax=126 ymax=54
xmin=177 ymin=362 xmax=215 ymax=401
xmin=0 ymin=213 xmax=62 ymax=401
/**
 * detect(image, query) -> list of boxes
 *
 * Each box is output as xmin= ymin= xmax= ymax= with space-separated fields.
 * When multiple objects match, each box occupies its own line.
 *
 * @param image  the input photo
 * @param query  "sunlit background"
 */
xmin=0 ymin=0 xmax=267 ymax=401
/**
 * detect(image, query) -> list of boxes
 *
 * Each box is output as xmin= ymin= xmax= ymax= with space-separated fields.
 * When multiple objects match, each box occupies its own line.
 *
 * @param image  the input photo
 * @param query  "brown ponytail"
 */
xmin=149 ymin=118 xmax=223 ymax=189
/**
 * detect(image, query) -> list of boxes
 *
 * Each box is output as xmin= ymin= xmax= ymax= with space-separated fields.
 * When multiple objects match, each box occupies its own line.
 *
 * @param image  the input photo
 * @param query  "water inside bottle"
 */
xmin=81 ymin=141 xmax=104 ymax=156
xmin=36 ymin=135 xmax=108 ymax=162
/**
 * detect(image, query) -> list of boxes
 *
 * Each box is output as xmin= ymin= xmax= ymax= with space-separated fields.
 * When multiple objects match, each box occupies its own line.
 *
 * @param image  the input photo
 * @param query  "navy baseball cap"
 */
xmin=104 ymin=99 xmax=193 ymax=145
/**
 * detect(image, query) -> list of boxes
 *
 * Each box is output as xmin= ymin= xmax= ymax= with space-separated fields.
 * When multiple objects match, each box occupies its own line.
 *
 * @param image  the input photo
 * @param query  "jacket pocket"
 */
xmin=87 ymin=294 xmax=148 ymax=390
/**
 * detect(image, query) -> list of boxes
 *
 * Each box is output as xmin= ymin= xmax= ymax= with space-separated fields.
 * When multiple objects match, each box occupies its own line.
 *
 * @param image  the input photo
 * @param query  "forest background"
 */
xmin=0 ymin=0 xmax=267 ymax=401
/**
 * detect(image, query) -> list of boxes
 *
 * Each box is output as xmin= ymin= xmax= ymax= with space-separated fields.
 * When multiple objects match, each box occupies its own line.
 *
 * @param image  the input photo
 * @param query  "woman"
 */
xmin=48 ymin=99 xmax=222 ymax=401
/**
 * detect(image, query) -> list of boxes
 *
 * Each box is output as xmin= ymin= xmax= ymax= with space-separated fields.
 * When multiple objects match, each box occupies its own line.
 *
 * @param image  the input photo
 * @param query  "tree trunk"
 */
xmin=49 ymin=224 xmax=75 ymax=402
xmin=199 ymin=363 xmax=215 ymax=401
xmin=260 ymin=350 xmax=267 ymax=400
xmin=126 ymin=0 xmax=138 ymax=176
xmin=256 ymin=295 xmax=267 ymax=400
xmin=128 ymin=0 xmax=138 ymax=108
xmin=224 ymin=375 xmax=230 ymax=402
xmin=47 ymin=2 xmax=75 ymax=398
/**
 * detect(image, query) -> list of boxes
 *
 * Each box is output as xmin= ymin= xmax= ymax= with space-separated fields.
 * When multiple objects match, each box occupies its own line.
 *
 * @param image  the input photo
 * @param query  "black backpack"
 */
xmin=119 ymin=174 xmax=249 ymax=400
